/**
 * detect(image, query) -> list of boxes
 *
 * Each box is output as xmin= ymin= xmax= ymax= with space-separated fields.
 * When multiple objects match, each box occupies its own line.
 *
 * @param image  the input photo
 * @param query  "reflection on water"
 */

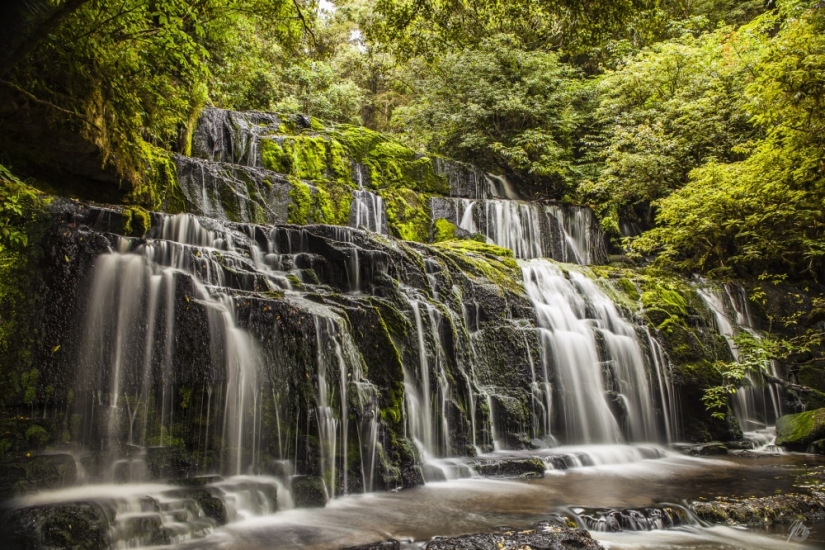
xmin=171 ymin=447 xmax=824 ymax=549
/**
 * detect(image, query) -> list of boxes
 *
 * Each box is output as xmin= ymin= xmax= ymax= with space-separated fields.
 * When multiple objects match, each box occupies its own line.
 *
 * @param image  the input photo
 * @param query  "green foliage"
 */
xmin=580 ymin=27 xmax=758 ymax=222
xmin=392 ymin=35 xmax=582 ymax=197
xmin=0 ymin=165 xmax=41 ymax=252
xmin=702 ymin=332 xmax=772 ymax=419
xmin=629 ymin=4 xmax=825 ymax=281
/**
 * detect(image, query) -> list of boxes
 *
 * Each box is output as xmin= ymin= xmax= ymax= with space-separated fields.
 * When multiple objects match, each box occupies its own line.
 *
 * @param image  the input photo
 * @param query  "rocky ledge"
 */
xmin=692 ymin=493 xmax=825 ymax=526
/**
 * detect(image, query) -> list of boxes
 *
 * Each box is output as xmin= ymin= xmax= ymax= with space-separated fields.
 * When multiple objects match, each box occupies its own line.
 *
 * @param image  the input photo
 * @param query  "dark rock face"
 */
xmin=343 ymin=540 xmax=402 ymax=550
xmin=291 ymin=476 xmax=328 ymax=508
xmin=692 ymin=493 xmax=825 ymax=526
xmin=424 ymin=527 xmax=604 ymax=550
xmin=0 ymin=454 xmax=77 ymax=500
xmin=2 ymin=502 xmax=111 ymax=550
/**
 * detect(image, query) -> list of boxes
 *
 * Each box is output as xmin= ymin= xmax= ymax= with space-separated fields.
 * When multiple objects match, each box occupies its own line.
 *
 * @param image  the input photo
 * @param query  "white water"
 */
xmin=522 ymin=260 xmax=664 ymax=444
xmin=349 ymin=164 xmax=386 ymax=234
xmin=697 ymin=283 xmax=783 ymax=433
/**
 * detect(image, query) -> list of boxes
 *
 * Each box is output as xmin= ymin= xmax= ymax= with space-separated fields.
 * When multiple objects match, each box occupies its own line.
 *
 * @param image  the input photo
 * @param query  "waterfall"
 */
xmin=75 ymin=215 xmax=268 ymax=480
xmin=521 ymin=260 xmax=663 ymax=444
xmin=349 ymin=163 xmax=386 ymax=234
xmin=545 ymin=205 xmax=592 ymax=265
xmin=697 ymin=283 xmax=783 ymax=433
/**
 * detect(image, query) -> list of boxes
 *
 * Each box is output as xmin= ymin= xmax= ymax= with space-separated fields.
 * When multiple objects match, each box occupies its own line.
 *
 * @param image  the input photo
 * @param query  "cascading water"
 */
xmin=697 ymin=283 xmax=783 ymax=436
xmin=521 ymin=260 xmax=665 ymax=444
xmin=349 ymin=163 xmax=386 ymax=234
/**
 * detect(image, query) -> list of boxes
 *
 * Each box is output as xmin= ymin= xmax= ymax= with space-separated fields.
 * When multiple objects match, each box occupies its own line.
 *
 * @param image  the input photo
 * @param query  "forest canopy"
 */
xmin=1 ymin=0 xmax=822 ymax=283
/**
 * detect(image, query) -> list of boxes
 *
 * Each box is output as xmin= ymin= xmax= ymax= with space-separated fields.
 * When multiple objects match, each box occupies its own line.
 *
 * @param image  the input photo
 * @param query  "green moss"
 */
xmin=287 ymin=179 xmax=352 ymax=226
xmin=331 ymin=125 xmax=448 ymax=193
xmin=776 ymin=408 xmax=825 ymax=446
xmin=124 ymin=142 xmax=185 ymax=212
xmin=288 ymin=179 xmax=313 ymax=224
xmin=310 ymin=117 xmax=325 ymax=131
xmin=433 ymin=218 xmax=457 ymax=242
xmin=380 ymin=187 xmax=432 ymax=242
xmin=261 ymin=139 xmax=290 ymax=173
xmin=641 ymin=282 xmax=688 ymax=317
xmin=122 ymin=206 xmax=151 ymax=236
xmin=617 ymin=278 xmax=640 ymax=301
xmin=431 ymin=240 xmax=522 ymax=293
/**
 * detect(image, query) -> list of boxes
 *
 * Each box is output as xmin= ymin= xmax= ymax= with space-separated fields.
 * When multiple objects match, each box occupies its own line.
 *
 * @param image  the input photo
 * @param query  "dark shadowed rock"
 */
xmin=292 ymin=475 xmax=328 ymax=508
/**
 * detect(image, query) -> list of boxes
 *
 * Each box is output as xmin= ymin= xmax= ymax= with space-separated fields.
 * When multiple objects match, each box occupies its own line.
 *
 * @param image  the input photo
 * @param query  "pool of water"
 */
xmin=167 ymin=447 xmax=824 ymax=549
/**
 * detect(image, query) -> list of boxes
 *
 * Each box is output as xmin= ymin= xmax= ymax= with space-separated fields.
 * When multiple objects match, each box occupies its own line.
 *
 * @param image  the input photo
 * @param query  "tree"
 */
xmin=391 ymin=35 xmax=582 ymax=197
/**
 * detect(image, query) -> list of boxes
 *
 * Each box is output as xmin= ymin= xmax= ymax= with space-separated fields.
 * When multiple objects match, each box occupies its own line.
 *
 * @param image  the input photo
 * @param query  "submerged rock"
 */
xmin=775 ymin=408 xmax=825 ymax=451
xmin=424 ymin=526 xmax=604 ymax=550
xmin=692 ymin=493 xmax=825 ymax=526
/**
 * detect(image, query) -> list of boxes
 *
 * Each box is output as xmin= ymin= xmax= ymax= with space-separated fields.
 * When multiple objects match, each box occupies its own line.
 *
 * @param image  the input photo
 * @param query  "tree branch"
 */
xmin=0 ymin=0 xmax=93 ymax=78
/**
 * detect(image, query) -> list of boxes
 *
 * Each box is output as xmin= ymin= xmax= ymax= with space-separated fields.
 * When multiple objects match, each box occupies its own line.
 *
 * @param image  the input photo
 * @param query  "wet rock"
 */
xmin=291 ymin=475 xmax=328 ymax=508
xmin=1 ymin=502 xmax=111 ymax=550
xmin=425 ymin=526 xmax=604 ymax=549
xmin=343 ymin=540 xmax=401 ymax=550
xmin=677 ymin=441 xmax=728 ymax=456
xmin=775 ymin=408 xmax=825 ymax=451
xmin=167 ymin=475 xmax=224 ymax=487
xmin=575 ymin=506 xmax=690 ymax=532
xmin=0 ymin=453 xmax=77 ymax=500
xmin=469 ymin=457 xmax=545 ymax=479
xmin=162 ymin=487 xmax=227 ymax=525
xmin=724 ymin=440 xmax=755 ymax=451
xmin=692 ymin=493 xmax=825 ymax=526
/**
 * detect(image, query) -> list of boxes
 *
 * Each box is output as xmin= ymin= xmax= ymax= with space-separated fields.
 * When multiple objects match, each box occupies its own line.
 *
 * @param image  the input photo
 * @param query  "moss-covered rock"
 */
xmin=433 ymin=218 xmax=457 ymax=242
xmin=380 ymin=187 xmax=432 ymax=242
xmin=775 ymin=408 xmax=825 ymax=450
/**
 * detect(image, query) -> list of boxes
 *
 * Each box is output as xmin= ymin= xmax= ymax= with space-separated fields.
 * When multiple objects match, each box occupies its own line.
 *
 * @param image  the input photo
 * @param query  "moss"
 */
xmin=431 ymin=240 xmax=523 ymax=293
xmin=433 ymin=218 xmax=457 ymax=243
xmin=617 ymin=277 xmax=640 ymax=301
xmin=776 ymin=408 xmax=825 ymax=447
xmin=331 ymin=125 xmax=448 ymax=193
xmin=122 ymin=206 xmax=151 ymax=236
xmin=287 ymin=179 xmax=352 ymax=226
xmin=288 ymin=179 xmax=313 ymax=224
xmin=641 ymin=282 xmax=688 ymax=317
xmin=380 ymin=187 xmax=432 ymax=242
xmin=261 ymin=139 xmax=290 ymax=173
xmin=310 ymin=117 xmax=325 ymax=131
xmin=124 ymin=142 xmax=186 ymax=212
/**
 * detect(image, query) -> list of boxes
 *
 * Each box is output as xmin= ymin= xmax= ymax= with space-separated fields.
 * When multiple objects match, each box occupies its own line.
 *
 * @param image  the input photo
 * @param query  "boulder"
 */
xmin=775 ymin=408 xmax=825 ymax=451
xmin=291 ymin=475 xmax=328 ymax=508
